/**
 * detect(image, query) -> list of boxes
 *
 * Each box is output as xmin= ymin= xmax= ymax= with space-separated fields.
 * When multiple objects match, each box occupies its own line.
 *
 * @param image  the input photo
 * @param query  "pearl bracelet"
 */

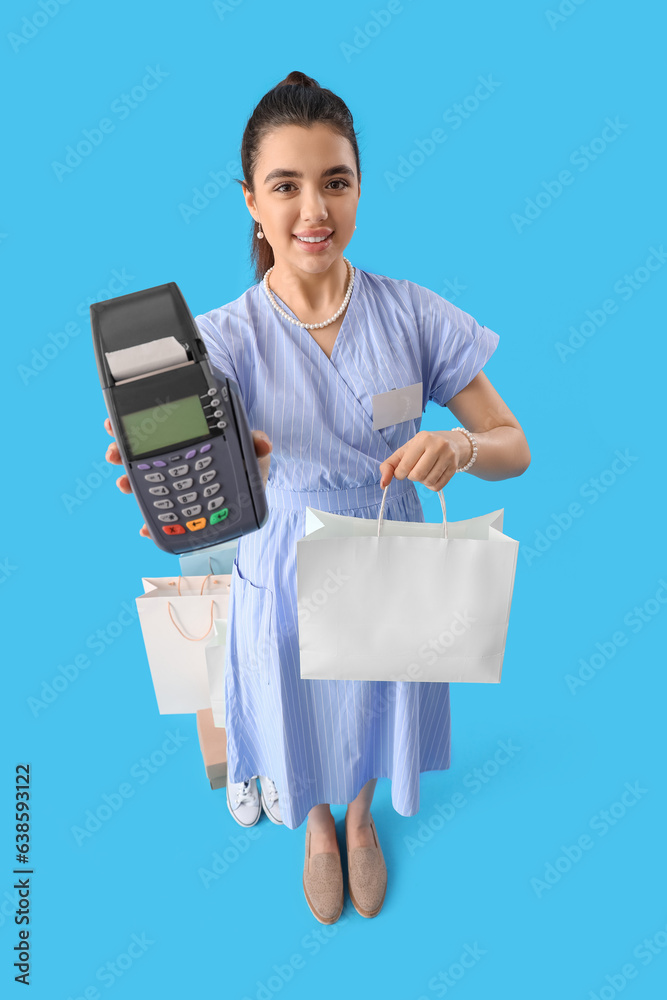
xmin=452 ymin=426 xmax=478 ymax=472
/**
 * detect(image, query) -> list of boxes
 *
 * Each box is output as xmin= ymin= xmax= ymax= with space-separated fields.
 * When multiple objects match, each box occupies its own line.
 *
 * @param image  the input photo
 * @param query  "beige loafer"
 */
xmin=345 ymin=812 xmax=387 ymax=918
xmin=302 ymin=820 xmax=344 ymax=924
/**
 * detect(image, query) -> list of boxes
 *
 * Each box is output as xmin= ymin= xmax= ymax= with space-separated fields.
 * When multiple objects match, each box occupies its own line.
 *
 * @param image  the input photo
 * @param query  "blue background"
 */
xmin=3 ymin=1 xmax=666 ymax=997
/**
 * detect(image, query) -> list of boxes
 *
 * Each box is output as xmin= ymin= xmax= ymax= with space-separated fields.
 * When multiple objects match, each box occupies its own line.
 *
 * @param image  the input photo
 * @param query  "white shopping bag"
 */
xmin=205 ymin=619 xmax=227 ymax=728
xmin=136 ymin=574 xmax=231 ymax=714
xmin=296 ymin=488 xmax=519 ymax=684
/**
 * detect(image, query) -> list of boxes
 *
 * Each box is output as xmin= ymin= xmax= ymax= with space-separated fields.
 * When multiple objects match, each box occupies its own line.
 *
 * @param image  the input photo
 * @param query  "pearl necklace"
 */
xmin=262 ymin=257 xmax=355 ymax=330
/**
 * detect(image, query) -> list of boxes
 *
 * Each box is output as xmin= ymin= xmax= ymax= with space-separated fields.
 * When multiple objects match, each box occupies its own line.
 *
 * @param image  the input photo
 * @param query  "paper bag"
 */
xmin=296 ymin=488 xmax=519 ymax=684
xmin=136 ymin=573 xmax=231 ymax=714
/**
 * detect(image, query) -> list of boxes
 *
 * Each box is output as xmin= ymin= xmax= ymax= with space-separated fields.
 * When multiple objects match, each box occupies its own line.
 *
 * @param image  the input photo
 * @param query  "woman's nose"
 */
xmin=300 ymin=193 xmax=328 ymax=222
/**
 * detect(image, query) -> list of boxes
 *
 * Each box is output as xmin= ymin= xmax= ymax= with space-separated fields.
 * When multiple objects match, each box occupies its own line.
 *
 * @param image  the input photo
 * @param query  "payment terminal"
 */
xmin=91 ymin=281 xmax=268 ymax=556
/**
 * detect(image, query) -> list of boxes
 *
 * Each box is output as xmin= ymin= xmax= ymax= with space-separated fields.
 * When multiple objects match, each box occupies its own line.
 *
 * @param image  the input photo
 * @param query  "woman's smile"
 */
xmin=292 ymin=230 xmax=335 ymax=253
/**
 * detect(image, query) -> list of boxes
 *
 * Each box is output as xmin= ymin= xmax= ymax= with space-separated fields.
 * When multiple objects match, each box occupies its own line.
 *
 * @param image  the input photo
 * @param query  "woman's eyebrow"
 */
xmin=263 ymin=164 xmax=355 ymax=184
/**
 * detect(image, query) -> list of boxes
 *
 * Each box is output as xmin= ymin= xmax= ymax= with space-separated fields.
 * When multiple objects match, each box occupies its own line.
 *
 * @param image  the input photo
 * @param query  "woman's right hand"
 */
xmin=103 ymin=419 xmax=273 ymax=539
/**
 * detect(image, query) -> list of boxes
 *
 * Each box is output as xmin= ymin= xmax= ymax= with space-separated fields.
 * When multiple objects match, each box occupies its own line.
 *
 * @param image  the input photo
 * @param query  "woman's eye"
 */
xmin=274 ymin=179 xmax=349 ymax=193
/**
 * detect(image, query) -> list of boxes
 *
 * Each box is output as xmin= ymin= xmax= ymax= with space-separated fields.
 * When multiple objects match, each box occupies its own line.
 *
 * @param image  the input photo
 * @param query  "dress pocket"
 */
xmin=231 ymin=558 xmax=276 ymax=686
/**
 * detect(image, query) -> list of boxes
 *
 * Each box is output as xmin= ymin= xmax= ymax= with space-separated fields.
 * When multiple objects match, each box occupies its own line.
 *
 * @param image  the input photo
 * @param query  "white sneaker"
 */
xmin=258 ymin=775 xmax=283 ymax=825
xmin=226 ymin=776 xmax=261 ymax=827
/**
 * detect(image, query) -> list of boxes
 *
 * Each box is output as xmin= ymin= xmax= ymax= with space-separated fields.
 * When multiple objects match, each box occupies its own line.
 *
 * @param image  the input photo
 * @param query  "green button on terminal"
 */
xmin=210 ymin=509 xmax=229 ymax=525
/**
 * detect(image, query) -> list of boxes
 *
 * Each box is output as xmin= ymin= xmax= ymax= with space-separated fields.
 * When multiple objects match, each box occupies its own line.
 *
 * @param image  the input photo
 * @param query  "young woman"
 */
xmin=105 ymin=70 xmax=530 ymax=924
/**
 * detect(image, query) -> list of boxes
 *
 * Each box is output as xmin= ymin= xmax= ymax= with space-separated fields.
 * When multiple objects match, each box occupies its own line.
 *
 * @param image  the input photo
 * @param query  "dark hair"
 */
xmin=236 ymin=70 xmax=362 ymax=283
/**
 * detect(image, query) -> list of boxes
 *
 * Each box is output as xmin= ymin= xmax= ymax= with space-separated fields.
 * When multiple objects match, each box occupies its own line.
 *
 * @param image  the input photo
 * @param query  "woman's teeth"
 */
xmin=297 ymin=234 xmax=331 ymax=242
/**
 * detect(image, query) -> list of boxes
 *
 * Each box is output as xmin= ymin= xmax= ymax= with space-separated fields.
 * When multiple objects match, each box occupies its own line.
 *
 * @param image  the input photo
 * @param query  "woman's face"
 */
xmin=243 ymin=123 xmax=360 ymax=274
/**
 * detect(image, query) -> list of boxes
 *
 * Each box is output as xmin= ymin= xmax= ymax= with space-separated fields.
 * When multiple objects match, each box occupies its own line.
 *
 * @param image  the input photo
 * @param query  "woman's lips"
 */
xmin=292 ymin=231 xmax=334 ymax=253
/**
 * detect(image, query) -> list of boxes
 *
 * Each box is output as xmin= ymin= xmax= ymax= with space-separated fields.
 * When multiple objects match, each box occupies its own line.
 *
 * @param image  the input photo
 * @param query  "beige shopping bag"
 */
xmin=196 ymin=708 xmax=228 ymax=790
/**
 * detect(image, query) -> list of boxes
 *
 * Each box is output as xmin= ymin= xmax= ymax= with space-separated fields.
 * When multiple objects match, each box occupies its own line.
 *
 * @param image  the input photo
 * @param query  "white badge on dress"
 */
xmin=371 ymin=381 xmax=423 ymax=431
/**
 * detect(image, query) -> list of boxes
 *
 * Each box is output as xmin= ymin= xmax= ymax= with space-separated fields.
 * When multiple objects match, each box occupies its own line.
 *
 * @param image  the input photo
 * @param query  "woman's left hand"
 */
xmin=379 ymin=431 xmax=467 ymax=492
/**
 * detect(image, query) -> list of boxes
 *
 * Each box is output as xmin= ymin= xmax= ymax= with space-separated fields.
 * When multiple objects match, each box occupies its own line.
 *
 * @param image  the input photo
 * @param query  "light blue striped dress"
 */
xmin=194 ymin=265 xmax=499 ymax=830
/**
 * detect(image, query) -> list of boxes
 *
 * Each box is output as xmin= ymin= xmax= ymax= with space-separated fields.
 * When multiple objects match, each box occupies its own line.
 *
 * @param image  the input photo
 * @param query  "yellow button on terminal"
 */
xmin=186 ymin=518 xmax=207 ymax=531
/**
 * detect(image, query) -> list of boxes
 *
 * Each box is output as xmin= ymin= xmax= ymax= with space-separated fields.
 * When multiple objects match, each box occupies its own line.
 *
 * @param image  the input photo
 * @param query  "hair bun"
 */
xmin=277 ymin=70 xmax=320 ymax=89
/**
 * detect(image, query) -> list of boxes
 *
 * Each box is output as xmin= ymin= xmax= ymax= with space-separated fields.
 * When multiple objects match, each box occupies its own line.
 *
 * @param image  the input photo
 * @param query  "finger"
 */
xmin=140 ymin=524 xmax=151 ymax=538
xmin=379 ymin=449 xmax=403 ymax=484
xmin=104 ymin=417 xmax=114 ymax=436
xmin=105 ymin=441 xmax=123 ymax=465
xmin=392 ymin=440 xmax=427 ymax=480
xmin=408 ymin=450 xmax=447 ymax=486
xmin=116 ymin=474 xmax=133 ymax=494
xmin=253 ymin=433 xmax=272 ymax=455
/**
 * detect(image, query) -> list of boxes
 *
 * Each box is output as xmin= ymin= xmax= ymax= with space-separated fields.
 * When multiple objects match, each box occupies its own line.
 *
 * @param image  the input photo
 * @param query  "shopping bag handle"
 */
xmin=175 ymin=573 xmax=217 ymax=596
xmin=377 ymin=484 xmax=448 ymax=538
xmin=166 ymin=601 xmax=215 ymax=642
